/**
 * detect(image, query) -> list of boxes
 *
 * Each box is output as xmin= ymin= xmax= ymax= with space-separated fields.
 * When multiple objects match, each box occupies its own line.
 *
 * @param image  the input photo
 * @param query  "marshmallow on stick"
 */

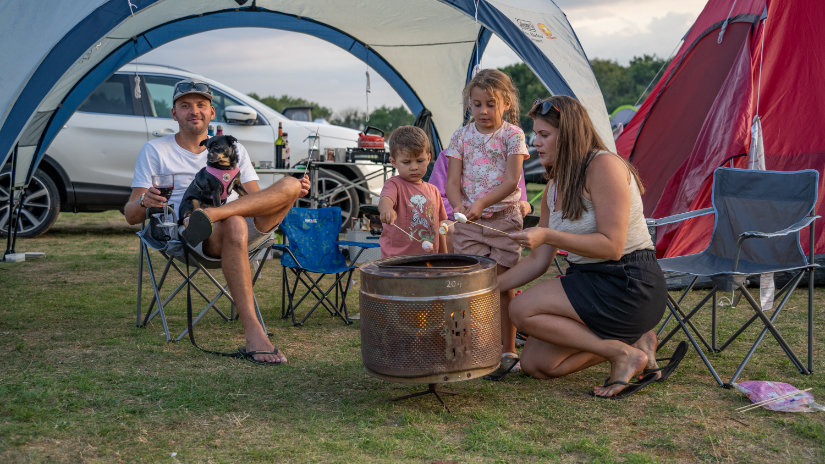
xmin=452 ymin=212 xmax=509 ymax=235
xmin=391 ymin=223 xmax=434 ymax=251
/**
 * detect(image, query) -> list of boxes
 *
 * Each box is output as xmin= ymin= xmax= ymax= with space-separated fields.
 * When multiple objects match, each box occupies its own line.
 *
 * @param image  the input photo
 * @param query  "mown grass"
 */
xmin=1 ymin=210 xmax=823 ymax=463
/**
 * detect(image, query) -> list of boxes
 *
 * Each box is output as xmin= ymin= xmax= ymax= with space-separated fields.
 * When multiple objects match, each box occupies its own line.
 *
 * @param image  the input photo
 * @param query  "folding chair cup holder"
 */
xmin=651 ymin=168 xmax=819 ymax=387
xmin=136 ymin=207 xmax=273 ymax=341
xmin=275 ymin=206 xmax=380 ymax=326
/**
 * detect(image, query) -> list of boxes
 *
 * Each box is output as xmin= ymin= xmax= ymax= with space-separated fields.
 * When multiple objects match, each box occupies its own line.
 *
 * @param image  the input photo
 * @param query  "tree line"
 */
xmin=249 ymin=54 xmax=668 ymax=135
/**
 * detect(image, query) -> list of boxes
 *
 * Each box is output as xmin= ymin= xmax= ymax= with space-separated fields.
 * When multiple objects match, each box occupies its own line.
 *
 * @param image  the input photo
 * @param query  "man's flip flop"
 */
xmin=591 ymin=371 xmax=658 ymax=400
xmin=182 ymin=209 xmax=213 ymax=246
xmin=483 ymin=356 xmax=520 ymax=381
xmin=641 ymin=341 xmax=688 ymax=382
xmin=237 ymin=347 xmax=285 ymax=365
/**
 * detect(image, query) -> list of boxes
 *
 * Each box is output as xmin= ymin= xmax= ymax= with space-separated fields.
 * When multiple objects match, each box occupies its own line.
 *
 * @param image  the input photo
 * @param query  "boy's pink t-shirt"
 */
xmin=379 ymin=176 xmax=447 ymax=258
xmin=443 ymin=121 xmax=529 ymax=215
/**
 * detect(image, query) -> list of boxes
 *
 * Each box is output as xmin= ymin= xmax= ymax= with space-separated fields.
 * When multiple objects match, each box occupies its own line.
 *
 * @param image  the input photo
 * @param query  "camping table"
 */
xmin=304 ymin=161 xmax=396 ymax=209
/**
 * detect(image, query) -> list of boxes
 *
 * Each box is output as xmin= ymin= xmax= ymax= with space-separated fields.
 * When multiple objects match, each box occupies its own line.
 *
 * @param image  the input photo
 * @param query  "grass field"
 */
xmin=1 ymin=210 xmax=823 ymax=463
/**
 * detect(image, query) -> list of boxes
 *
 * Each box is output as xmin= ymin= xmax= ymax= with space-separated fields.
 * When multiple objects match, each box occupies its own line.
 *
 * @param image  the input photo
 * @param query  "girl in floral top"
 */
xmin=445 ymin=69 xmax=529 ymax=378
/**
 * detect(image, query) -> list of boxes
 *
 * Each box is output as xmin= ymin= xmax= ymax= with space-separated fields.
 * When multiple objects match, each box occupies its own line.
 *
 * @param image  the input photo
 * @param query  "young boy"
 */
xmin=378 ymin=126 xmax=448 ymax=258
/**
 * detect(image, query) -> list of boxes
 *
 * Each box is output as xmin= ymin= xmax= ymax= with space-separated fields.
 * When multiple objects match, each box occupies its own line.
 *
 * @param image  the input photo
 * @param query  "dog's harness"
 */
xmin=205 ymin=165 xmax=240 ymax=201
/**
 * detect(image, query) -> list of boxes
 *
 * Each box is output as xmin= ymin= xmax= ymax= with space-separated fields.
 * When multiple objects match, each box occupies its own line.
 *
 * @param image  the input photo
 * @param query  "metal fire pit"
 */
xmin=359 ymin=254 xmax=501 ymax=407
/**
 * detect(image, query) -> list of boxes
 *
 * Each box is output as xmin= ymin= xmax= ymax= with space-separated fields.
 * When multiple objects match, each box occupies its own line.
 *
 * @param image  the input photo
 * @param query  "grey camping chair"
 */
xmin=136 ymin=207 xmax=272 ymax=342
xmin=650 ymin=167 xmax=819 ymax=387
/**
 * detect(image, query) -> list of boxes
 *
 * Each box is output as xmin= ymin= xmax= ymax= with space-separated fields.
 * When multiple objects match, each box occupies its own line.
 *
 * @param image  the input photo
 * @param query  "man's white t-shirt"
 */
xmin=132 ymin=135 xmax=259 ymax=218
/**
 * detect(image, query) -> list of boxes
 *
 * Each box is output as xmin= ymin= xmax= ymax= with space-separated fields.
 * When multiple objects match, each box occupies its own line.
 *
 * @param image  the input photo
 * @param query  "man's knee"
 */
xmin=221 ymin=216 xmax=248 ymax=247
xmin=271 ymin=176 xmax=302 ymax=200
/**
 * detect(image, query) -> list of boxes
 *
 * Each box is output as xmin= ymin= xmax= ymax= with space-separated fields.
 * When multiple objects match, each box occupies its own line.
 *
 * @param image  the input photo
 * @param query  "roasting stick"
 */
xmin=452 ymin=212 xmax=509 ymax=235
xmin=736 ymin=387 xmax=812 ymax=412
xmin=390 ymin=223 xmax=434 ymax=251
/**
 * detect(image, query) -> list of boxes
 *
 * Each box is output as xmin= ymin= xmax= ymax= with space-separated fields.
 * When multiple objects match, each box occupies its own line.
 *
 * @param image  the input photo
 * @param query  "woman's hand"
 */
xmin=509 ymin=227 xmax=549 ymax=250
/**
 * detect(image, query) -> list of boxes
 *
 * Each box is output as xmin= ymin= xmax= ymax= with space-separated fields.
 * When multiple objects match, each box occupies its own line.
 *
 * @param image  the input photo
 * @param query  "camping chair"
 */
xmin=136 ymin=207 xmax=273 ymax=342
xmin=651 ymin=167 xmax=819 ymax=387
xmin=275 ymin=206 xmax=379 ymax=326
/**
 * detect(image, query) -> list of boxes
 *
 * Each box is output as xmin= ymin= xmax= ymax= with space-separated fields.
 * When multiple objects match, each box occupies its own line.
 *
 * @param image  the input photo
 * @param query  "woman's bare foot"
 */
xmin=592 ymin=345 xmax=648 ymax=398
xmin=632 ymin=330 xmax=660 ymax=379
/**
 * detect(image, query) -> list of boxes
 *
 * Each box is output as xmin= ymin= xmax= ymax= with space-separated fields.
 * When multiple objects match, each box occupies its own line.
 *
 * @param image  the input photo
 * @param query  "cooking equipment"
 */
xmin=359 ymin=254 xmax=501 ymax=409
xmin=357 ymin=125 xmax=386 ymax=149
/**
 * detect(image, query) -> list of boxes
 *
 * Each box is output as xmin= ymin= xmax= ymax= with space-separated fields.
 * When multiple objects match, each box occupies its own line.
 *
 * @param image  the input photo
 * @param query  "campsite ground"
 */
xmin=1 ymin=210 xmax=824 ymax=463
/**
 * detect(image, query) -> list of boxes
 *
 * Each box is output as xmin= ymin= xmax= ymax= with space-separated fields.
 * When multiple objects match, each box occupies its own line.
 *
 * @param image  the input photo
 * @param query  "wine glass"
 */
xmin=151 ymin=173 xmax=175 ymax=225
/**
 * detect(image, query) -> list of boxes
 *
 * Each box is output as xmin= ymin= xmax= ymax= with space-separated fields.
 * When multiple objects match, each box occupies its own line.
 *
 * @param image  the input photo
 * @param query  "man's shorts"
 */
xmin=190 ymin=216 xmax=274 ymax=263
xmin=453 ymin=206 xmax=522 ymax=268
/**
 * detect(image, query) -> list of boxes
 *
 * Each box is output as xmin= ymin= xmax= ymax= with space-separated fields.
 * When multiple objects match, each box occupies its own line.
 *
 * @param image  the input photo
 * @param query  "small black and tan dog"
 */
xmin=178 ymin=135 xmax=247 ymax=224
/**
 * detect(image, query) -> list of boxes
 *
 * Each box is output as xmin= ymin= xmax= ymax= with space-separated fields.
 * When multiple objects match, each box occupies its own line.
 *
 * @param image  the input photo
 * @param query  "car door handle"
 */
xmin=152 ymin=128 xmax=176 ymax=137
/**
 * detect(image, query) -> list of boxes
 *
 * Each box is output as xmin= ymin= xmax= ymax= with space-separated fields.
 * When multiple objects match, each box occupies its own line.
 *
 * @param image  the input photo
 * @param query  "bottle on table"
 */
xmin=275 ymin=122 xmax=285 ymax=168
xmin=282 ymin=132 xmax=290 ymax=168
xmin=208 ymin=124 xmax=215 ymax=136
xmin=216 ymin=124 xmax=224 ymax=136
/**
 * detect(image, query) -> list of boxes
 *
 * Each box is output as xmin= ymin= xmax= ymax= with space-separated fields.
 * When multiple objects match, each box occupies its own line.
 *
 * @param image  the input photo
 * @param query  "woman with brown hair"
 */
xmin=499 ymin=95 xmax=680 ymax=398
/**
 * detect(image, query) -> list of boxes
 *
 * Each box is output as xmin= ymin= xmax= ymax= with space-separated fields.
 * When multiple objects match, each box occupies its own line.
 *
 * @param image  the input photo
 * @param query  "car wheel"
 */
xmin=296 ymin=169 xmax=359 ymax=231
xmin=0 ymin=169 xmax=60 ymax=238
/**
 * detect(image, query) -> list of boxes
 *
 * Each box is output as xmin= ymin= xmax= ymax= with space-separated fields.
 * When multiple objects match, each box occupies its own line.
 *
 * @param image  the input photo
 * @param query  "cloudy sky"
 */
xmin=140 ymin=0 xmax=707 ymax=115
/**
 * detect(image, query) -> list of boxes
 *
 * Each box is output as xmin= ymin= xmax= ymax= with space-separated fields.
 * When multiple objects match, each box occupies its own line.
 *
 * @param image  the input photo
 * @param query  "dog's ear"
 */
xmin=200 ymin=138 xmax=209 ymax=147
xmin=226 ymin=135 xmax=237 ymax=145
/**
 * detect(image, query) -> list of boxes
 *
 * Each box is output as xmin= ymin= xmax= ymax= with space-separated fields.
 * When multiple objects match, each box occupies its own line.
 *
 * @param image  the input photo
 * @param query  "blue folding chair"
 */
xmin=651 ymin=168 xmax=819 ymax=386
xmin=275 ymin=207 xmax=379 ymax=326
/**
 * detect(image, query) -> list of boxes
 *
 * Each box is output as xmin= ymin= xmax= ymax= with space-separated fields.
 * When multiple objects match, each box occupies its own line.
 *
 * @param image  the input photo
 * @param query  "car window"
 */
xmin=142 ymin=74 xmax=178 ymax=118
xmin=141 ymin=74 xmax=263 ymax=125
xmin=77 ymin=74 xmax=139 ymax=115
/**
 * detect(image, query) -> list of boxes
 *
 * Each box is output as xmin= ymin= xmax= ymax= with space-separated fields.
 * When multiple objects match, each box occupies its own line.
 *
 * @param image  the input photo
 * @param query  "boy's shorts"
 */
xmin=453 ymin=206 xmax=522 ymax=268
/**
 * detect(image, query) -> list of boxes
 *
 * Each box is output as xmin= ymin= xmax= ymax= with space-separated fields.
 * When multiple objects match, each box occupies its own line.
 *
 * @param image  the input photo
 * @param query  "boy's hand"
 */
xmin=379 ymin=208 xmax=397 ymax=225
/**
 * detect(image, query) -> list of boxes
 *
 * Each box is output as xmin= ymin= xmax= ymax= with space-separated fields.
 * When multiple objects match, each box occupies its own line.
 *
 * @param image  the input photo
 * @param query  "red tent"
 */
xmin=616 ymin=0 xmax=825 ymax=258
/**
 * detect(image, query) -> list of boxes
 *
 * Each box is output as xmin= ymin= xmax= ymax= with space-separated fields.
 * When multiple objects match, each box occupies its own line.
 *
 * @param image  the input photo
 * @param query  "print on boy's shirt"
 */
xmin=407 ymin=194 xmax=436 ymax=244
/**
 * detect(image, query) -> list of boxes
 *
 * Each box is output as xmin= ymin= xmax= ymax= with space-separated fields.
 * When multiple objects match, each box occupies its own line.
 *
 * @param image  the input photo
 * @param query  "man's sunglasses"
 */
xmin=533 ymin=99 xmax=558 ymax=116
xmin=175 ymin=81 xmax=212 ymax=95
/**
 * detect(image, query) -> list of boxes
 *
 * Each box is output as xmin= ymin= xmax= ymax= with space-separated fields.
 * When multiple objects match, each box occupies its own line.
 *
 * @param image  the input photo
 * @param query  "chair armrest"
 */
xmin=337 ymin=239 xmax=381 ymax=249
xmin=739 ymin=215 xmax=820 ymax=240
xmin=647 ymin=207 xmax=714 ymax=227
xmin=733 ymin=215 xmax=820 ymax=272
xmin=272 ymin=243 xmax=289 ymax=250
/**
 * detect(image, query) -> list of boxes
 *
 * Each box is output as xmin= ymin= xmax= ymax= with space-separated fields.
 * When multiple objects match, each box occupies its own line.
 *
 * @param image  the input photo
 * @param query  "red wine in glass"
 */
xmin=157 ymin=186 xmax=174 ymax=200
xmin=151 ymin=174 xmax=175 ymax=224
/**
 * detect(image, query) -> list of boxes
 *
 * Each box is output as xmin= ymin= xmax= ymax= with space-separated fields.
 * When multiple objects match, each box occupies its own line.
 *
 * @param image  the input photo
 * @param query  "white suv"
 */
xmin=4 ymin=63 xmax=383 ymax=236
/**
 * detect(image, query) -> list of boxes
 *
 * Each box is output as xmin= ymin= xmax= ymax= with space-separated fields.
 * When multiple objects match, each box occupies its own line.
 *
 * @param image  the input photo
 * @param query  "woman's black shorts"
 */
xmin=559 ymin=249 xmax=666 ymax=345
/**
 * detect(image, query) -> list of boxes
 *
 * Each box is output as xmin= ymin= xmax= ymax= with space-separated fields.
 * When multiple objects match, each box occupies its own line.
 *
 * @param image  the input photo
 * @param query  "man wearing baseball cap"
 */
xmin=125 ymin=78 xmax=310 ymax=365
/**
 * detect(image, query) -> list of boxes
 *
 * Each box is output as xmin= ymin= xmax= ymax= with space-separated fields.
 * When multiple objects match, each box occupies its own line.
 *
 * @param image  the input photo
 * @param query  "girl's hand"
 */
xmin=452 ymin=204 xmax=468 ymax=219
xmin=466 ymin=201 xmax=484 ymax=222
xmin=509 ymin=227 xmax=547 ymax=250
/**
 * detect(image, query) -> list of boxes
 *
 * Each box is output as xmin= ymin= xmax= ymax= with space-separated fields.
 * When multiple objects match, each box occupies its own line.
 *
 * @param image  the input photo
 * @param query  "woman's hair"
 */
xmin=388 ymin=125 xmax=430 ymax=159
xmin=529 ymin=95 xmax=644 ymax=220
xmin=462 ymin=69 xmax=521 ymax=127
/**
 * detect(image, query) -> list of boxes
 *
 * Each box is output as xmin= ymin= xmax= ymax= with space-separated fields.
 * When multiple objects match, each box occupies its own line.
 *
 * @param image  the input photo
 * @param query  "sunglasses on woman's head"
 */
xmin=174 ymin=81 xmax=212 ymax=94
xmin=533 ymin=99 xmax=558 ymax=116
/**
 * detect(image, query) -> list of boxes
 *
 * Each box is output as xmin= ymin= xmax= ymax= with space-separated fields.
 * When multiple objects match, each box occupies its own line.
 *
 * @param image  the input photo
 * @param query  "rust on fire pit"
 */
xmin=359 ymin=254 xmax=501 ymax=384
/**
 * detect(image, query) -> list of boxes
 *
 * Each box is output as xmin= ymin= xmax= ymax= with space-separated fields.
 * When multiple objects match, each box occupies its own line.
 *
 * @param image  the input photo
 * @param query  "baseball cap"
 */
xmin=172 ymin=79 xmax=213 ymax=102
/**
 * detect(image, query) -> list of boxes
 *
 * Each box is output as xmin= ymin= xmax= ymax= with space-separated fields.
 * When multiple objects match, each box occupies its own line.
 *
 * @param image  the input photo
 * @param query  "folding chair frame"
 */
xmin=276 ymin=241 xmax=375 ymax=326
xmin=136 ymin=220 xmax=272 ymax=342
xmin=651 ymin=169 xmax=818 ymax=387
